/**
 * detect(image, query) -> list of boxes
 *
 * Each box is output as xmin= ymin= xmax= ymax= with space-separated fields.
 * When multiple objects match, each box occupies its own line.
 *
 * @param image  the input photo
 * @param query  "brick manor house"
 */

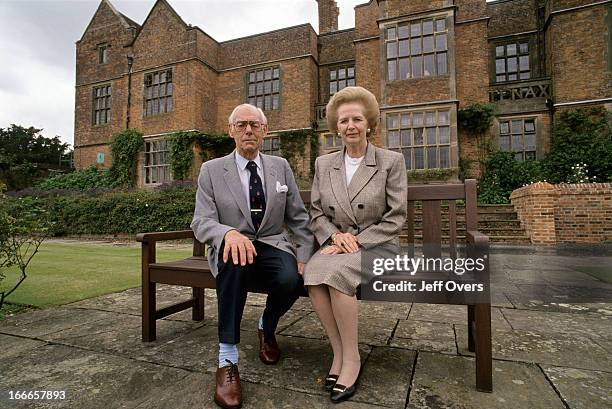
xmin=74 ymin=0 xmax=611 ymax=187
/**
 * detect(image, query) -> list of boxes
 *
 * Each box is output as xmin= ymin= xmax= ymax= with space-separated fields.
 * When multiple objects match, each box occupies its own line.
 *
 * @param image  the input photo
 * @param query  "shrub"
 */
xmin=109 ymin=129 xmax=144 ymax=188
xmin=478 ymin=151 xmax=543 ymax=204
xmin=35 ymin=166 xmax=117 ymax=191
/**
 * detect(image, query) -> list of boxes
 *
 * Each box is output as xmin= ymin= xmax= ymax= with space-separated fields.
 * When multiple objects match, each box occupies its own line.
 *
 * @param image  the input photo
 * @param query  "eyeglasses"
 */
xmin=232 ymin=120 xmax=263 ymax=132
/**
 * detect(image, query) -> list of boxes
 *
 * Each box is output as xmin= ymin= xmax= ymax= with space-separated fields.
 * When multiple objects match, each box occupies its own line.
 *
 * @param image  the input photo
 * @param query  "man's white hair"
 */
xmin=228 ymin=104 xmax=267 ymax=124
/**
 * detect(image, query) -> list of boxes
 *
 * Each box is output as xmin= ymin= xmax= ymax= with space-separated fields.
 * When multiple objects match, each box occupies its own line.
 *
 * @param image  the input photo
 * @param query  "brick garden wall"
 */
xmin=510 ymin=182 xmax=612 ymax=244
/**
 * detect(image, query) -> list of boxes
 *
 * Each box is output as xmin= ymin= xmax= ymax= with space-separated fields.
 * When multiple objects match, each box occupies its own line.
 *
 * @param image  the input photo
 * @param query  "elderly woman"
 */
xmin=304 ymin=86 xmax=407 ymax=402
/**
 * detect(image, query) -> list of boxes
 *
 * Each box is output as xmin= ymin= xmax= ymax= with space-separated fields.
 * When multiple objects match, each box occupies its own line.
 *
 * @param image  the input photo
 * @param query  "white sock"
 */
xmin=258 ymin=315 xmax=264 ymax=330
xmin=218 ymin=343 xmax=239 ymax=368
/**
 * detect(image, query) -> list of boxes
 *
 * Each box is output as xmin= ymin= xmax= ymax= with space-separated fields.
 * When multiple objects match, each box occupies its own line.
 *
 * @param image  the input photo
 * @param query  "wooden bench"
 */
xmin=137 ymin=179 xmax=492 ymax=392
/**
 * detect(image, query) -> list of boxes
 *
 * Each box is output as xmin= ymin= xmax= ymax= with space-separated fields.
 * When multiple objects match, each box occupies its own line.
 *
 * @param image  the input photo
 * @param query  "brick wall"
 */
xmin=487 ymin=0 xmax=538 ymax=38
xmin=510 ymin=182 xmax=612 ymax=244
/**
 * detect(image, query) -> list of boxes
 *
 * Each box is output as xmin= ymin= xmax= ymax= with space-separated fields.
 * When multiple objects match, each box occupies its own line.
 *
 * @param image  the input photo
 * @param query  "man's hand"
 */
xmin=320 ymin=244 xmax=343 ymax=255
xmin=332 ymin=232 xmax=359 ymax=253
xmin=223 ymin=230 xmax=257 ymax=266
xmin=297 ymin=262 xmax=305 ymax=275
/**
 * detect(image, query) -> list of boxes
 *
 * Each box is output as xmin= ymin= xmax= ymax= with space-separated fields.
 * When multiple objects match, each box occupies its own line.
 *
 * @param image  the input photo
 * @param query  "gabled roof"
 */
xmin=77 ymin=0 xmax=141 ymax=43
xmin=129 ymin=0 xmax=189 ymax=46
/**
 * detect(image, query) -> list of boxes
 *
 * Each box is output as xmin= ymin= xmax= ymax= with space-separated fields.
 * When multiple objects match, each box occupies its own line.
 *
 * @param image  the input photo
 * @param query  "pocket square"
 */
xmin=276 ymin=181 xmax=288 ymax=193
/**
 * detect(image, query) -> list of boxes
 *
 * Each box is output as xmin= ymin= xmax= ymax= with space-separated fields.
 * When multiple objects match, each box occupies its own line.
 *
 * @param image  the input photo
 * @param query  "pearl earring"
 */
xmin=367 ymin=128 xmax=371 ymax=133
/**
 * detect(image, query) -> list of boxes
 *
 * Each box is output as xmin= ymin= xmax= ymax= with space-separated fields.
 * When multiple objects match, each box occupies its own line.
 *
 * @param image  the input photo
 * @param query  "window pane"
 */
xmin=249 ymin=72 xmax=255 ymax=82
xmin=438 ymin=111 xmax=449 ymax=125
xmin=500 ymin=122 xmax=509 ymax=134
xmin=414 ymin=147 xmax=424 ymax=169
xmin=273 ymin=68 xmax=280 ymax=78
xmin=435 ymin=18 xmax=446 ymax=32
xmin=387 ymin=27 xmax=396 ymax=40
xmin=264 ymin=81 xmax=271 ymax=93
xmin=519 ymin=42 xmax=529 ymax=54
xmin=398 ymin=25 xmax=409 ymax=39
xmin=496 ymin=75 xmax=506 ymax=82
xmin=520 ymin=72 xmax=531 ymax=79
xmin=508 ymin=73 xmax=517 ymax=81
xmin=347 ymin=78 xmax=355 ymax=86
xmin=388 ymin=60 xmax=397 ymax=81
xmin=325 ymin=135 xmax=334 ymax=148
xmin=338 ymin=69 xmax=346 ymax=79
xmin=507 ymin=44 xmax=517 ymax=56
xmin=264 ymin=69 xmax=272 ymax=80
xmin=512 ymin=134 xmax=523 ymax=150
xmin=414 ymin=128 xmax=424 ymax=145
xmin=435 ymin=34 xmax=447 ymax=51
xmin=272 ymin=94 xmax=279 ymax=109
xmin=387 ymin=42 xmax=397 ymax=59
xmin=519 ymin=55 xmax=530 ymax=71
xmin=525 ymin=133 xmax=536 ymax=151
xmin=338 ymin=80 xmax=346 ymax=89
xmin=424 ymin=54 xmax=434 ymax=76
xmin=524 ymin=120 xmax=535 ymax=132
xmin=507 ymin=57 xmax=517 ymax=73
xmin=330 ymin=82 xmax=337 ymax=95
xmin=272 ymin=79 xmax=279 ymax=92
xmin=423 ymin=35 xmax=434 ymax=53
xmin=387 ymin=114 xmax=399 ymax=129
xmin=496 ymin=46 xmax=504 ymax=57
xmin=499 ymin=135 xmax=510 ymax=151
xmin=423 ymin=20 xmax=433 ymax=35
xmin=347 ymin=67 xmax=355 ymax=77
xmin=496 ymin=59 xmax=506 ymax=74
xmin=437 ymin=52 xmax=447 ymax=75
xmin=413 ymin=113 xmax=423 ymax=126
xmin=402 ymin=148 xmax=412 ymax=169
xmin=401 ymin=113 xmax=410 ymax=127
xmin=401 ymin=129 xmax=411 ymax=146
xmin=410 ymin=37 xmax=421 ymax=55
xmin=426 ymin=127 xmax=436 ymax=144
xmin=439 ymin=146 xmax=450 ymax=168
xmin=427 ymin=146 xmax=437 ymax=168
xmin=257 ymin=70 xmax=264 ymax=81
xmin=399 ymin=58 xmax=410 ymax=79
xmin=399 ymin=40 xmax=409 ymax=57
xmin=411 ymin=22 xmax=421 ymax=37
xmin=439 ymin=126 xmax=450 ymax=144
xmin=425 ymin=112 xmax=435 ymax=126
xmin=249 ymin=97 xmax=256 ymax=105
xmin=264 ymin=95 xmax=271 ymax=110
xmin=515 ymin=152 xmax=523 ymax=161
xmin=412 ymin=55 xmax=422 ymax=78
xmin=256 ymin=83 xmax=263 ymax=94
xmin=511 ymin=120 xmax=522 ymax=134
xmin=388 ymin=131 xmax=400 ymax=147
xmin=525 ymin=151 xmax=536 ymax=160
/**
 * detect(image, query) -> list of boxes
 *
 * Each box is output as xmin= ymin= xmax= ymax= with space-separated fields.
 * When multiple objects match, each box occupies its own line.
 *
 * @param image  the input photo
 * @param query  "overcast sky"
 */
xmin=0 ymin=0 xmax=368 ymax=147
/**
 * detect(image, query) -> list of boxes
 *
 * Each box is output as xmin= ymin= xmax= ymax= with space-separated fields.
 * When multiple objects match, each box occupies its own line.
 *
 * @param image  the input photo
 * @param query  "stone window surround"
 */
xmin=261 ymin=135 xmax=281 ymax=156
xmin=496 ymin=115 xmax=538 ymax=161
xmin=143 ymin=68 xmax=174 ymax=117
xmin=328 ymin=65 xmax=356 ymax=98
xmin=246 ymin=66 xmax=281 ymax=112
xmin=92 ymin=83 xmax=111 ymax=126
xmin=380 ymin=10 xmax=453 ymax=83
xmin=381 ymin=103 xmax=458 ymax=171
xmin=143 ymin=137 xmax=172 ymax=185
xmin=97 ymin=43 xmax=109 ymax=64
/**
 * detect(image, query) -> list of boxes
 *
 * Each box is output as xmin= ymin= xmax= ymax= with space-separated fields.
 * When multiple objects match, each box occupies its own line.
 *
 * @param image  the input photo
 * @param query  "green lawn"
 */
xmin=0 ymin=241 xmax=193 ymax=307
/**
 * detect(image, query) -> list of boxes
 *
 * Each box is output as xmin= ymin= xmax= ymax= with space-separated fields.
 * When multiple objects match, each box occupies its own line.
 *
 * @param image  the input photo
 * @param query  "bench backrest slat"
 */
xmin=422 ymin=200 xmax=442 ymax=258
xmin=448 ymin=201 xmax=457 ymax=259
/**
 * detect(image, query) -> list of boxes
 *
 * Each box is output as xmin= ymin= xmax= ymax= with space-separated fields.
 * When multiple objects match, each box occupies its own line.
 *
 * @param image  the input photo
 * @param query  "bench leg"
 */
xmin=142 ymin=281 xmax=156 ymax=342
xmin=192 ymin=287 xmax=205 ymax=321
xmin=467 ymin=304 xmax=475 ymax=352
xmin=474 ymin=303 xmax=492 ymax=392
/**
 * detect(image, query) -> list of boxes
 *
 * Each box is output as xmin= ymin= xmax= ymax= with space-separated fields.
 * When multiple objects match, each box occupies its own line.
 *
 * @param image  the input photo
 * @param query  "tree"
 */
xmin=0 ymin=125 xmax=71 ymax=191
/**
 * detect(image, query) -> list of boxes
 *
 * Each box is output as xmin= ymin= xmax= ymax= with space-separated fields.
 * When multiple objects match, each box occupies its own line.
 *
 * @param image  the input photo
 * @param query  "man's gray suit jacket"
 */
xmin=190 ymin=151 xmax=314 ymax=277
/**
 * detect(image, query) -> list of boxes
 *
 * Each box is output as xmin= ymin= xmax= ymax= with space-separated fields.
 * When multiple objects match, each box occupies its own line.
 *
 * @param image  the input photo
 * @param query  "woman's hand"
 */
xmin=332 ymin=232 xmax=360 ymax=253
xmin=320 ymin=244 xmax=343 ymax=255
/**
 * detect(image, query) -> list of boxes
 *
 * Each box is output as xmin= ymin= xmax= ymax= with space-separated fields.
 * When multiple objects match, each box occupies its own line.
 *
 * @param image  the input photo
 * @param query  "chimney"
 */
xmin=317 ymin=0 xmax=339 ymax=34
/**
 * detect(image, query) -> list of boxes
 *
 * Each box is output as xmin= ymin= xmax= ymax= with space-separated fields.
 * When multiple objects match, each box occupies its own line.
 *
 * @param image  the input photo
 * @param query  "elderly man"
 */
xmin=191 ymin=103 xmax=313 ymax=409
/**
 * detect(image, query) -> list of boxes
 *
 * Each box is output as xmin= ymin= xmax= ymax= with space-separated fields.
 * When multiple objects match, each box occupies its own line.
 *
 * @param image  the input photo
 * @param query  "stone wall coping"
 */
xmin=510 ymin=182 xmax=612 ymax=200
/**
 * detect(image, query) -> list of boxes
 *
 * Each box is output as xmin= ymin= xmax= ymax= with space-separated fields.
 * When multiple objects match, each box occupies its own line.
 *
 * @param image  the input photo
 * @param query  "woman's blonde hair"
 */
xmin=326 ymin=86 xmax=380 ymax=135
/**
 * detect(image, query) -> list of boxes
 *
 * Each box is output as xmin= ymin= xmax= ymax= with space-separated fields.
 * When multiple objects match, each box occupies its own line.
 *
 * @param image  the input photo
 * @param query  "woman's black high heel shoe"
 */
xmin=330 ymin=367 xmax=361 ymax=403
xmin=324 ymin=374 xmax=339 ymax=392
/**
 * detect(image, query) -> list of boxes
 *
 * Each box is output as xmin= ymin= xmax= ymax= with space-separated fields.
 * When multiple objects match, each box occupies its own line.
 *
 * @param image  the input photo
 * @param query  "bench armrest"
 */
xmin=466 ymin=230 xmax=489 ymax=248
xmin=136 ymin=230 xmax=195 ymax=243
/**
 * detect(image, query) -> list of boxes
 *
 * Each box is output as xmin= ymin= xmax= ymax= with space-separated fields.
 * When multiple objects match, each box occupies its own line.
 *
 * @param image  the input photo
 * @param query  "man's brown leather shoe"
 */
xmin=214 ymin=360 xmax=242 ymax=409
xmin=258 ymin=329 xmax=280 ymax=365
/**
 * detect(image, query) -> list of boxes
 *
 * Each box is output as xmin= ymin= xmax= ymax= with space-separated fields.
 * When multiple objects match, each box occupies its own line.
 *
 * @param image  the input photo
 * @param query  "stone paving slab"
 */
xmin=456 ymin=326 xmax=612 ymax=372
xmin=0 ymin=333 xmax=47 ymax=360
xmin=42 ymin=313 xmax=203 ymax=356
xmin=0 ymin=343 xmax=190 ymax=409
xmin=407 ymin=352 xmax=566 ymax=409
xmin=389 ymin=321 xmax=456 ymax=354
xmin=501 ymin=308 xmax=612 ymax=340
xmin=407 ymin=303 xmax=512 ymax=330
xmin=278 ymin=312 xmax=397 ymax=346
xmin=541 ymin=365 xmax=612 ymax=409
xmin=133 ymin=372 xmax=383 ymax=409
xmin=0 ymin=308 xmax=113 ymax=338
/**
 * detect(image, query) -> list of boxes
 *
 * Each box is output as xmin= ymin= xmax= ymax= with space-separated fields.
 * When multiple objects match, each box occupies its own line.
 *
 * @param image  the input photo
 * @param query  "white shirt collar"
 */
xmin=235 ymin=151 xmax=263 ymax=171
